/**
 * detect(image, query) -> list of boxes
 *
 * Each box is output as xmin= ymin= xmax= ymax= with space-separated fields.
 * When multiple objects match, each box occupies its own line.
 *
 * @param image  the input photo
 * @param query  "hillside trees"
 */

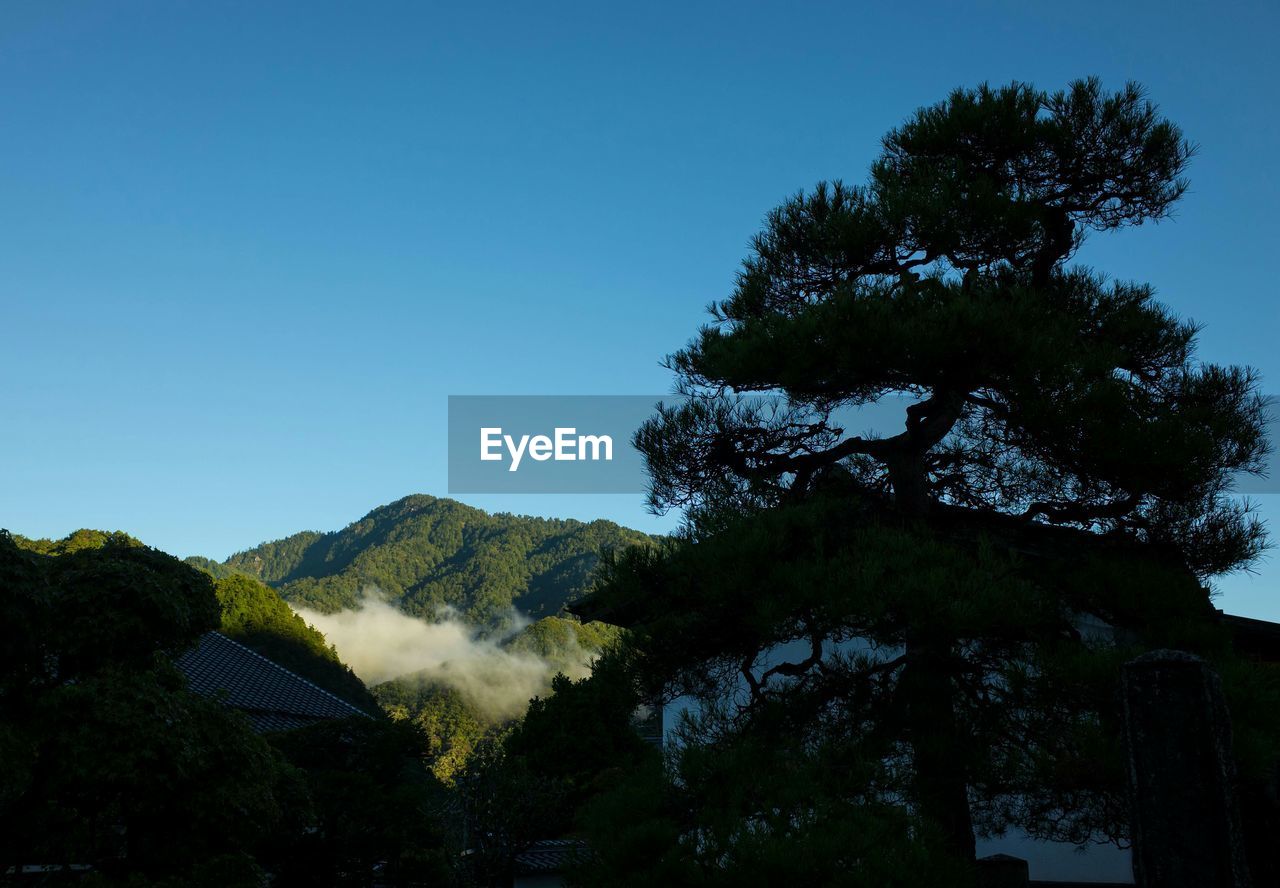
xmin=214 ymin=573 xmax=377 ymax=711
xmin=371 ymin=614 xmax=625 ymax=782
xmin=267 ymin=717 xmax=452 ymax=886
xmin=204 ymin=495 xmax=651 ymax=624
xmin=375 ymin=679 xmax=489 ymax=782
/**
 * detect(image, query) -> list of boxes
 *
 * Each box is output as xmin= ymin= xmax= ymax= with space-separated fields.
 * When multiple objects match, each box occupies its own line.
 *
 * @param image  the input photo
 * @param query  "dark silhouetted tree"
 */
xmin=589 ymin=79 xmax=1272 ymax=868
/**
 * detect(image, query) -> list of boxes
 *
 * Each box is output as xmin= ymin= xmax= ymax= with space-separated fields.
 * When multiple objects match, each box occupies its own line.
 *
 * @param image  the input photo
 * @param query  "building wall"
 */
xmin=513 ymin=874 xmax=566 ymax=888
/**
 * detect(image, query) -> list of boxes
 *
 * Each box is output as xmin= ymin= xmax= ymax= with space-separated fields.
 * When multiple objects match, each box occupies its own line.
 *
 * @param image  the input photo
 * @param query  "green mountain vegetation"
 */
xmin=194 ymin=494 xmax=654 ymax=624
xmin=374 ymin=678 xmax=487 ymax=782
xmin=183 ymin=496 xmax=642 ymax=780
xmin=507 ymin=614 xmax=625 ymax=677
xmin=371 ymin=615 xmax=626 ymax=781
xmin=17 ymin=520 xmax=633 ymax=799
xmin=184 ymin=553 xmax=246 ymax=580
xmin=213 ymin=573 xmax=378 ymax=712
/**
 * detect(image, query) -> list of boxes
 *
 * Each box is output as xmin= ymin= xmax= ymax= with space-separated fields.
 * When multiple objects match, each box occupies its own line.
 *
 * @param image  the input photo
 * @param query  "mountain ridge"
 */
xmin=189 ymin=494 xmax=655 ymax=624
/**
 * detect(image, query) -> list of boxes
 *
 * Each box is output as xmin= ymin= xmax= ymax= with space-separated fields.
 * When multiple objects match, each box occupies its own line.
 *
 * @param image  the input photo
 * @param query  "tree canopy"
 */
xmin=0 ymin=531 xmax=301 ymax=884
xmin=580 ymin=77 xmax=1275 ymax=875
xmin=641 ymin=78 xmax=1266 ymax=576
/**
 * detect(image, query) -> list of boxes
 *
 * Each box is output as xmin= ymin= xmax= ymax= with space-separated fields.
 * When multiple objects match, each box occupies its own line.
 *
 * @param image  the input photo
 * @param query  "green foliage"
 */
xmin=447 ymin=738 xmax=567 ymax=888
xmin=214 ymin=573 xmax=377 ymax=712
xmin=0 ymin=530 xmax=305 ymax=885
xmin=13 ymin=528 xmax=144 ymax=555
xmin=220 ymin=530 xmax=326 ymax=584
xmin=267 ymin=717 xmax=452 ymax=887
xmin=575 ymin=759 xmax=972 ymax=888
xmin=20 ymin=664 xmax=306 ymax=884
xmin=595 ymin=493 xmax=1244 ymax=841
xmin=508 ymin=646 xmax=971 ymax=887
xmin=5 ymin=530 xmax=222 ymax=684
xmin=507 ymin=615 xmax=625 ymax=678
xmin=644 ymin=78 xmax=1266 ymax=576
xmin=504 ymin=649 xmax=654 ymax=833
xmin=368 ymin=616 xmax=624 ymax=783
xmin=596 ymin=496 xmax=1218 ymax=697
xmin=14 ymin=527 xmax=377 ymax=713
xmin=184 ymin=554 xmax=248 ymax=581
xmin=402 ymin=649 xmax=658 ymax=883
xmin=374 ymin=679 xmax=489 ymax=782
xmin=206 ymin=494 xmax=651 ymax=624
xmin=0 ymin=530 xmax=460 ymax=885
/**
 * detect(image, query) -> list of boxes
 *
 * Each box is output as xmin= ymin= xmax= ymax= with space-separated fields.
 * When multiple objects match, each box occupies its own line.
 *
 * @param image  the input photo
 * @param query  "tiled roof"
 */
xmin=1220 ymin=610 xmax=1280 ymax=662
xmin=175 ymin=631 xmax=370 ymax=733
xmin=513 ymin=839 xmax=591 ymax=875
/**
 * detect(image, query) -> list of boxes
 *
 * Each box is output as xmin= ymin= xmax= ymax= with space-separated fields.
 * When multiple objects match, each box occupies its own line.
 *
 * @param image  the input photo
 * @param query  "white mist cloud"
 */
xmin=293 ymin=596 xmax=589 ymax=721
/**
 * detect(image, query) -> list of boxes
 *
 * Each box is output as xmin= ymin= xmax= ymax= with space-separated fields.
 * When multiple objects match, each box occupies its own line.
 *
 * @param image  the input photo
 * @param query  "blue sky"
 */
xmin=2 ymin=1 xmax=1278 ymax=617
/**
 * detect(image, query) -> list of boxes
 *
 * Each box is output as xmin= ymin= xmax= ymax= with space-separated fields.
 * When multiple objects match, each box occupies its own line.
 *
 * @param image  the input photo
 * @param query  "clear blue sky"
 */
xmin=2 ymin=1 xmax=1277 ymax=617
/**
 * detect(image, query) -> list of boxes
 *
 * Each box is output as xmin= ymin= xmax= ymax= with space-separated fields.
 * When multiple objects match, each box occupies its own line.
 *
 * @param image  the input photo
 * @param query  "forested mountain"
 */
xmin=194 ymin=495 xmax=654 ymax=623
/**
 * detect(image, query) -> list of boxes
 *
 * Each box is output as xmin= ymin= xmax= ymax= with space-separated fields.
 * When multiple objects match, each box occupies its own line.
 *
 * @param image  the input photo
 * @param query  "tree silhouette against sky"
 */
xmin=598 ymin=78 xmax=1271 ymax=866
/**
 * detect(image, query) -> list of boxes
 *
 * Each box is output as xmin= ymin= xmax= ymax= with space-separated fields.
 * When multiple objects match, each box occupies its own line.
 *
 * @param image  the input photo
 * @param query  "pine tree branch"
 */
xmin=1020 ymin=493 xmax=1139 ymax=525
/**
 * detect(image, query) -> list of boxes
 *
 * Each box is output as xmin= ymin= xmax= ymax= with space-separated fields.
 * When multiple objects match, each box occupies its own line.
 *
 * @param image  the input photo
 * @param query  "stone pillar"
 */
xmin=975 ymin=853 xmax=1028 ymax=887
xmin=1122 ymin=650 xmax=1252 ymax=887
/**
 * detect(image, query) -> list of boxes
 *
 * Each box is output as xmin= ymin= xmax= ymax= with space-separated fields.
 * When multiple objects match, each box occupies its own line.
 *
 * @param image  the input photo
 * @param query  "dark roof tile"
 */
xmin=513 ymin=840 xmax=591 ymax=875
xmin=175 ymin=631 xmax=370 ymax=731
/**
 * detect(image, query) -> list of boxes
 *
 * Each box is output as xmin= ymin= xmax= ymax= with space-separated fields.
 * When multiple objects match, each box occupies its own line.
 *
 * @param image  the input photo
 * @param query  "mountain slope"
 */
xmin=370 ymin=614 xmax=624 ymax=781
xmin=201 ymin=495 xmax=654 ymax=624
xmin=213 ymin=573 xmax=378 ymax=711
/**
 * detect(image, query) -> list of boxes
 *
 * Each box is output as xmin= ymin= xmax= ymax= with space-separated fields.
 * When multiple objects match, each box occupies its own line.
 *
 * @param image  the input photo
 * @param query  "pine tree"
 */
xmin=590 ymin=79 xmax=1270 ymax=867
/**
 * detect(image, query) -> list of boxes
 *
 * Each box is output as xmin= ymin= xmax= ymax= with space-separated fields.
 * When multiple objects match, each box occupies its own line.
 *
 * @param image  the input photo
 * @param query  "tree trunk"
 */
xmin=901 ymin=635 xmax=977 ymax=861
xmin=887 ymin=435 xmax=977 ymax=862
